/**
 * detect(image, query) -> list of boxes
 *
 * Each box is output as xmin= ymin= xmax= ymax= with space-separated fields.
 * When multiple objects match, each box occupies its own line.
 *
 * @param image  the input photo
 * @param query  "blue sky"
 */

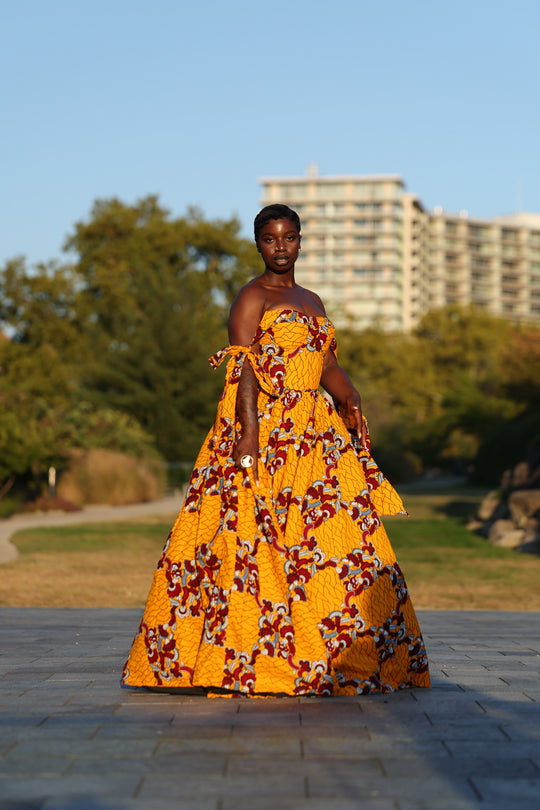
xmin=1 ymin=0 xmax=539 ymax=266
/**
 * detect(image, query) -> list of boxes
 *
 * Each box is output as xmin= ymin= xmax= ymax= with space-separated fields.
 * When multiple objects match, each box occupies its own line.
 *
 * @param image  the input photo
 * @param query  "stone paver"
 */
xmin=1 ymin=609 xmax=540 ymax=809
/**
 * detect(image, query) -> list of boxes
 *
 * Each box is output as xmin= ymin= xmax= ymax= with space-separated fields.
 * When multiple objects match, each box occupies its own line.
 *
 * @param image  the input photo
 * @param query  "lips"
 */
xmin=274 ymin=255 xmax=289 ymax=262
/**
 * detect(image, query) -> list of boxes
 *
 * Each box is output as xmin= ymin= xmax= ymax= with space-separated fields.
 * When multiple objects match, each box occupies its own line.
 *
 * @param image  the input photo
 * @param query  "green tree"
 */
xmin=0 ymin=338 xmax=72 ymax=492
xmin=410 ymin=306 xmax=520 ymax=467
xmin=472 ymin=325 xmax=540 ymax=483
xmin=0 ymin=196 xmax=259 ymax=497
xmin=336 ymin=306 xmax=539 ymax=480
xmin=65 ymin=196 xmax=257 ymax=459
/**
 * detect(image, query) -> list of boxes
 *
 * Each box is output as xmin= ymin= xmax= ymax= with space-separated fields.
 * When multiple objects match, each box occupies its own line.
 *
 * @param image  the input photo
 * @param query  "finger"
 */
xmin=245 ymin=464 xmax=259 ymax=490
xmin=351 ymin=405 xmax=362 ymax=436
xmin=360 ymin=420 xmax=368 ymax=448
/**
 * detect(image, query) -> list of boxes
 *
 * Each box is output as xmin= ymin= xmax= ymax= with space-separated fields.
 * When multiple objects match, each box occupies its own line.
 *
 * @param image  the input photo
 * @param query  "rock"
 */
xmin=520 ymin=536 xmax=540 ymax=554
xmin=520 ymin=513 xmax=540 ymax=553
xmin=487 ymin=519 xmax=514 ymax=542
xmin=476 ymin=498 xmax=510 ymax=537
xmin=467 ymin=519 xmax=484 ymax=531
xmin=492 ymin=529 xmax=526 ymax=548
xmin=522 ymin=516 xmax=540 ymax=545
xmin=477 ymin=491 xmax=501 ymax=521
xmin=474 ymin=443 xmax=540 ymax=555
xmin=488 ymin=519 xmax=525 ymax=548
xmin=511 ymin=461 xmax=530 ymax=489
xmin=508 ymin=490 xmax=540 ymax=528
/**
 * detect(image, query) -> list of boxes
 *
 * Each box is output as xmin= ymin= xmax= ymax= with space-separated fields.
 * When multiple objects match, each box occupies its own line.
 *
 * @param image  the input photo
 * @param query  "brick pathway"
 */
xmin=1 ymin=609 xmax=539 ymax=808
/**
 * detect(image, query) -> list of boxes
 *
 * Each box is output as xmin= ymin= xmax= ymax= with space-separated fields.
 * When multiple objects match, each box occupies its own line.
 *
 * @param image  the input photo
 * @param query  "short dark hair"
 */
xmin=254 ymin=204 xmax=301 ymax=242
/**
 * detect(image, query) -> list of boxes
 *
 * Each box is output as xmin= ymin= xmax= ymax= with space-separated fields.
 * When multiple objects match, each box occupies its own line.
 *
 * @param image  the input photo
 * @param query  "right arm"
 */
xmin=228 ymin=286 xmax=265 ymax=482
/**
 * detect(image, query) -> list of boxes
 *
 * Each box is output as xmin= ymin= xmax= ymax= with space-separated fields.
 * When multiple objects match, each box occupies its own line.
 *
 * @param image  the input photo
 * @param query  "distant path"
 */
xmin=0 ymin=476 xmax=470 ymax=565
xmin=0 ymin=492 xmax=183 ymax=565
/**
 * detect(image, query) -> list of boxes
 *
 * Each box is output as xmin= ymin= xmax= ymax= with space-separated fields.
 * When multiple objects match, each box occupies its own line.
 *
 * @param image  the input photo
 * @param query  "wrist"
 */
xmin=240 ymin=425 xmax=259 ymax=439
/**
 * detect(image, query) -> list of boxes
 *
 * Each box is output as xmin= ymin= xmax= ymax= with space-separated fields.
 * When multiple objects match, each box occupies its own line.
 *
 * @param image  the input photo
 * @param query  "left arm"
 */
xmin=320 ymin=348 xmax=368 ymax=448
xmin=306 ymin=288 xmax=368 ymax=448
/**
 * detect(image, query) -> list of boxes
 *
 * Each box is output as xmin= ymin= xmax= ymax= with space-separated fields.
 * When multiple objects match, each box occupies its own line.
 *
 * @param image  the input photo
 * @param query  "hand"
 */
xmin=233 ymin=433 xmax=259 ymax=486
xmin=343 ymin=394 xmax=368 ymax=450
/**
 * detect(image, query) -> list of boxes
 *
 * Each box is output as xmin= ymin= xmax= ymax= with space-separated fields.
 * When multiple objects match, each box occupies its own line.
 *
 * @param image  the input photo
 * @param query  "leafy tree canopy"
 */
xmin=0 ymin=196 xmax=258 ymax=496
xmin=337 ymin=305 xmax=540 ymax=482
xmin=2 ymin=197 xmax=540 ymax=494
xmin=63 ymin=196 xmax=258 ymax=459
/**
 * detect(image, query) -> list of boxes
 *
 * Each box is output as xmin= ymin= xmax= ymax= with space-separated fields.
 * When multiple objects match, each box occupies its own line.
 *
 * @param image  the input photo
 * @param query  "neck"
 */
xmin=261 ymin=267 xmax=296 ymax=287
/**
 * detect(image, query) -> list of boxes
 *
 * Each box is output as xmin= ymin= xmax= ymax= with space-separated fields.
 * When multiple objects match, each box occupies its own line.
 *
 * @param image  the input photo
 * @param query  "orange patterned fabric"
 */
xmin=122 ymin=309 xmax=430 ymax=695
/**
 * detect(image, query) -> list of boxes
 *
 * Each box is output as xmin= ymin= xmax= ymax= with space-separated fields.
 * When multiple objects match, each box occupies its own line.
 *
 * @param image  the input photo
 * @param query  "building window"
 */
xmin=469 ymin=225 xmax=488 ymax=238
xmin=280 ymin=184 xmax=308 ymax=198
xmin=315 ymin=184 xmax=347 ymax=200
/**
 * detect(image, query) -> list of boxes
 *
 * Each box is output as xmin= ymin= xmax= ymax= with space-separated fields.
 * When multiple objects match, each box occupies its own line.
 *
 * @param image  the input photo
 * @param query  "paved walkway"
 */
xmin=0 ymin=495 xmax=182 ymax=564
xmin=1 ymin=609 xmax=539 ymax=809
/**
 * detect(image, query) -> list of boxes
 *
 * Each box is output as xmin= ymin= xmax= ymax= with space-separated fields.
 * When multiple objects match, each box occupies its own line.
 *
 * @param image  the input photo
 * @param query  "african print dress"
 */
xmin=122 ymin=308 xmax=430 ymax=696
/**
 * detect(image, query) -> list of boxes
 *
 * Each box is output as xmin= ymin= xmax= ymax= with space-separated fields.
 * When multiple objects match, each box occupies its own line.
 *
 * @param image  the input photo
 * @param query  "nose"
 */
xmin=275 ymin=237 xmax=286 ymax=252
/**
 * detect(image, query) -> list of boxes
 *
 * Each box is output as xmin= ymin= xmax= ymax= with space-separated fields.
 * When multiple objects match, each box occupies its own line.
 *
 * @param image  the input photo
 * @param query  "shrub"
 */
xmin=56 ymin=448 xmax=166 ymax=505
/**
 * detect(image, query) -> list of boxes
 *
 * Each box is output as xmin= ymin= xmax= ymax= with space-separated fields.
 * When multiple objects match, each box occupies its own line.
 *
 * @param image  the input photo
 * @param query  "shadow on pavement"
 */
xmin=0 ymin=609 xmax=539 ymax=809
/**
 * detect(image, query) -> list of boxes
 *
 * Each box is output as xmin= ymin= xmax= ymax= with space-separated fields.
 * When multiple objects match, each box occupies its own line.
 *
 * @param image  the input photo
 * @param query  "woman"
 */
xmin=122 ymin=204 xmax=430 ymax=696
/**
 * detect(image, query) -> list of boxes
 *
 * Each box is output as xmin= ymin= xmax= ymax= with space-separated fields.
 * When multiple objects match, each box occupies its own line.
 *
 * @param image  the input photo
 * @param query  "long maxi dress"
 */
xmin=122 ymin=308 xmax=430 ymax=696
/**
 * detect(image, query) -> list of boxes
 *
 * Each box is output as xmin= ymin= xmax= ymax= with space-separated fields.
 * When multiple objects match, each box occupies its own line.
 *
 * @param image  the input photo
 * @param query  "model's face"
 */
xmin=256 ymin=218 xmax=301 ymax=273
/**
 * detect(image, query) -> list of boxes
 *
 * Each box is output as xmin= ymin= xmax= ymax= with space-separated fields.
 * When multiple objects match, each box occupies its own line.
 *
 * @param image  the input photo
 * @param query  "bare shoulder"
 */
xmin=229 ymin=279 xmax=266 ymax=345
xmin=230 ymin=278 xmax=266 ymax=319
xmin=303 ymin=286 xmax=327 ymax=316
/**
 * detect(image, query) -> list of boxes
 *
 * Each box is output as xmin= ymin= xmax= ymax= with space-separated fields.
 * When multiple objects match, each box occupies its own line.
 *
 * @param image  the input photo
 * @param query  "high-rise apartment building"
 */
xmin=260 ymin=169 xmax=540 ymax=331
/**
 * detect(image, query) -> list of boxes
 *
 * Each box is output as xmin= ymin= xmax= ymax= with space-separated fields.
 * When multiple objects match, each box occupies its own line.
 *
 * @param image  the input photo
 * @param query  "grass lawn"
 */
xmin=0 ymin=517 xmax=177 ymax=609
xmin=1 ymin=489 xmax=539 ymax=610
xmin=388 ymin=518 xmax=540 ymax=610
